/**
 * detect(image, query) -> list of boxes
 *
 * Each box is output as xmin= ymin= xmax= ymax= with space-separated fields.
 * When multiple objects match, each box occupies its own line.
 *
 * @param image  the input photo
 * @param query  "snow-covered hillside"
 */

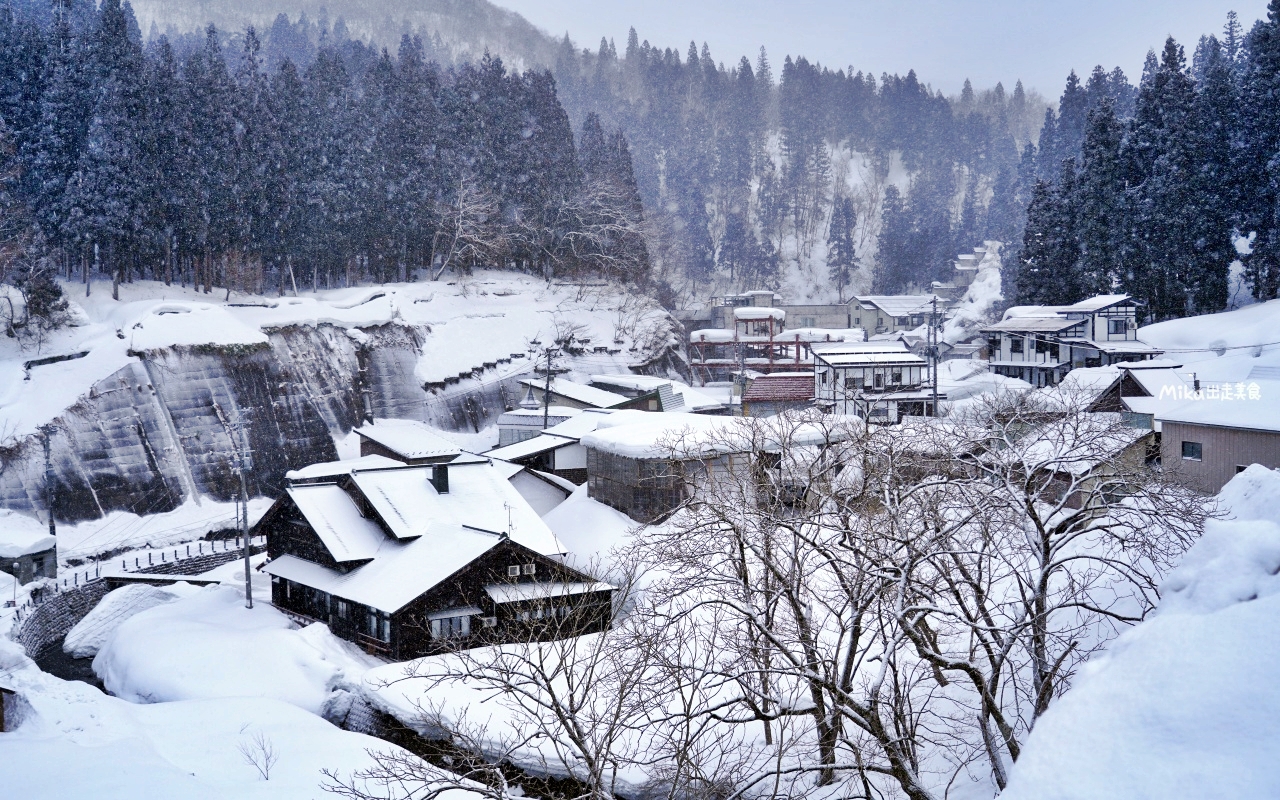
xmin=1001 ymin=465 xmax=1280 ymax=800
xmin=0 ymin=273 xmax=672 ymax=534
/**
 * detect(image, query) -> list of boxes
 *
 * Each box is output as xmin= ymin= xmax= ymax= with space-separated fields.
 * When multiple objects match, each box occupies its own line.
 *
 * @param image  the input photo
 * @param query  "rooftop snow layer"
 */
xmin=486 ymin=434 xmax=576 ymax=462
xmin=353 ymin=419 xmax=462 ymax=460
xmin=287 ymin=484 xmax=386 ymax=563
xmin=733 ymin=307 xmax=786 ymax=321
xmin=263 ymin=527 xmax=503 ymax=614
xmin=0 ymin=508 xmax=56 ymax=558
xmin=1157 ymin=379 xmax=1280 ymax=432
xmin=854 ymin=295 xmax=940 ymax=316
xmin=286 ymin=454 xmax=404 ymax=481
xmin=519 ymin=378 xmax=631 ymax=408
xmin=346 ymin=461 xmax=563 ymax=553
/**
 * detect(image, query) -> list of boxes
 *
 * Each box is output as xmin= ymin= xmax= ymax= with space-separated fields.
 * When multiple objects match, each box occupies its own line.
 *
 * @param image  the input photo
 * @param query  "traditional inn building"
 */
xmin=258 ymin=458 xmax=612 ymax=658
xmin=813 ymin=342 xmax=941 ymax=422
xmin=982 ymin=295 xmax=1163 ymax=388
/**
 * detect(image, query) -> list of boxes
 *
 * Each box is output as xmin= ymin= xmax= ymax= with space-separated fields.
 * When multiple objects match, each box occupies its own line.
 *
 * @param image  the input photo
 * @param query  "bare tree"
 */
xmin=238 ymin=729 xmax=279 ymax=781
xmin=432 ymin=175 xmax=508 ymax=280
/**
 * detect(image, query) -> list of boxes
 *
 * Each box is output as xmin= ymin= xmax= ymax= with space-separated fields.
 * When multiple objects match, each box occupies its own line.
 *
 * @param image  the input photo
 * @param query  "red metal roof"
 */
xmin=742 ymin=373 xmax=815 ymax=403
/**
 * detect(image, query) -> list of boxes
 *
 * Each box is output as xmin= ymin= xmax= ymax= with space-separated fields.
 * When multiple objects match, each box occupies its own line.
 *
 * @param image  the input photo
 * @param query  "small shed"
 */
xmin=0 ymin=682 xmax=19 ymax=732
xmin=0 ymin=509 xmax=57 ymax=586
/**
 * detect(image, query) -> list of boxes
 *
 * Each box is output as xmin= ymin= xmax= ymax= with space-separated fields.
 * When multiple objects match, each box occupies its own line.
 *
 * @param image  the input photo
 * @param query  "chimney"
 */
xmin=431 ymin=463 xmax=450 ymax=494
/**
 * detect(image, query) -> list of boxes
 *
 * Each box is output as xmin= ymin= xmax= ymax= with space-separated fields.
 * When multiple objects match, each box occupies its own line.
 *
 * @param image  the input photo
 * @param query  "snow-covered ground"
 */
xmin=1002 ymin=465 xmax=1280 ymax=800
xmin=1139 ymin=297 xmax=1280 ymax=382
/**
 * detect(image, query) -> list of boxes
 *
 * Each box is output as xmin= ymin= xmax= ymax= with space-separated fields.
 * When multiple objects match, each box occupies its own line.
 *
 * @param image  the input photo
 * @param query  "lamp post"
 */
xmin=12 ymin=562 xmax=19 ymax=606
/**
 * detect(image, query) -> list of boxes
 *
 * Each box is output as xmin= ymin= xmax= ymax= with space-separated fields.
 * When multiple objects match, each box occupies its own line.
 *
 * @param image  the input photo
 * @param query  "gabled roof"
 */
xmin=354 ymin=419 xmax=462 ymax=461
xmin=1157 ymin=380 xmax=1280 ymax=433
xmin=519 ymin=378 xmax=631 ymax=409
xmin=743 ymin=373 xmax=815 ymax=403
xmin=263 ymin=527 xmax=507 ymax=614
xmin=345 ymin=462 xmax=560 ymax=552
xmin=1060 ymin=294 xmax=1134 ymax=312
xmin=815 ymin=350 xmax=928 ymax=367
xmin=286 ymin=484 xmax=386 ymax=563
xmin=286 ymin=454 xmax=404 ymax=482
xmin=486 ymin=434 xmax=576 ymax=462
xmin=984 ymin=316 xmax=1083 ymax=333
xmin=854 ymin=295 xmax=940 ymax=317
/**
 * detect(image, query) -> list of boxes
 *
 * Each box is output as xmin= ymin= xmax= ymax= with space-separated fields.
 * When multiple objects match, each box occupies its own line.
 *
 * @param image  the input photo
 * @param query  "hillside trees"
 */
xmin=0 ymin=5 xmax=652 ymax=296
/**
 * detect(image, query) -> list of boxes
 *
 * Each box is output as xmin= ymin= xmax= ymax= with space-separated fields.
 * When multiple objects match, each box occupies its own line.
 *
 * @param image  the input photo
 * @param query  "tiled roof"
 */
xmin=743 ymin=373 xmax=816 ymax=403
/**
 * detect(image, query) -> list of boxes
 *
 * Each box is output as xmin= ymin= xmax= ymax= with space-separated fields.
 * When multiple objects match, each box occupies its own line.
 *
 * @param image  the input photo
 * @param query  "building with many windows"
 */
xmin=982 ymin=295 xmax=1162 ymax=388
xmin=813 ymin=342 xmax=941 ymax=422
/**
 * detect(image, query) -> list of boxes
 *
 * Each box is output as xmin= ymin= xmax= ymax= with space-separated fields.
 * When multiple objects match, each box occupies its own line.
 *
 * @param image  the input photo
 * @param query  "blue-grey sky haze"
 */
xmin=497 ymin=1 xmax=1269 ymax=97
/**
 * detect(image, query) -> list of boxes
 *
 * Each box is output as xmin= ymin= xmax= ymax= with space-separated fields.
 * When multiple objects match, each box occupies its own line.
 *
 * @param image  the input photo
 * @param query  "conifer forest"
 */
xmin=2 ymin=0 xmax=1280 ymax=323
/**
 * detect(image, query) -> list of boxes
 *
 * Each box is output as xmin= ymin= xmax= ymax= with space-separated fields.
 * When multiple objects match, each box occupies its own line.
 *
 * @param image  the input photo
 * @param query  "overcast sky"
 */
xmin=496 ymin=0 xmax=1269 ymax=98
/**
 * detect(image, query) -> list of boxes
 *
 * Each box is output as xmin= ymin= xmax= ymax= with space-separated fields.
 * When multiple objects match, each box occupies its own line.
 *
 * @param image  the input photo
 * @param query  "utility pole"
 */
xmin=230 ymin=414 xmax=254 ymax=609
xmin=929 ymin=297 xmax=940 ymax=416
xmin=535 ymin=344 xmax=563 ymax=430
xmin=39 ymin=425 xmax=56 ymax=542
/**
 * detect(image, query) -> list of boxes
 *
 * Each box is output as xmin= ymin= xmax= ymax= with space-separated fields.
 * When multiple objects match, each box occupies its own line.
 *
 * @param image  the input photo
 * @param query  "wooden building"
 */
xmin=813 ymin=342 xmax=941 ymax=422
xmin=983 ymin=295 xmax=1162 ymax=388
xmin=354 ymin=419 xmax=463 ymax=465
xmin=1158 ymin=379 xmax=1280 ymax=493
xmin=740 ymin=373 xmax=815 ymax=417
xmin=258 ymin=459 xmax=612 ymax=658
xmin=0 ymin=509 xmax=56 ymax=586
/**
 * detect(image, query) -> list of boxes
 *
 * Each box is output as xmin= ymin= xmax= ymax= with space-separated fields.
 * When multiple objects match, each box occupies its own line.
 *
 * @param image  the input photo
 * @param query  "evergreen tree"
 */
xmin=1074 ymin=98 xmax=1124 ymax=296
xmin=826 ymin=194 xmax=857 ymax=300
xmin=1237 ymin=0 xmax=1280 ymax=300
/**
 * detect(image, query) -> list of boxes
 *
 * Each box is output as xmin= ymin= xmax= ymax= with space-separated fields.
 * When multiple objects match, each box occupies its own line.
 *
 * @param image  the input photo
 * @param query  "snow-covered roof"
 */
xmin=483 ymin=580 xmax=613 ymax=604
xmin=588 ymin=375 xmax=725 ymax=412
xmin=1158 ymin=380 xmax=1280 ymax=433
xmin=985 ymin=316 xmax=1083 ymax=333
xmin=815 ymin=350 xmax=928 ymax=367
xmin=1120 ymin=366 xmax=1191 ymax=399
xmin=286 ymin=484 xmax=386 ymax=563
xmin=580 ymin=409 xmax=845 ymax=460
xmin=263 ymin=528 xmax=504 ymax=614
xmin=285 ymin=454 xmax=404 ymax=482
xmin=0 ymin=508 xmax=55 ymax=559
xmin=811 ymin=341 xmax=909 ymax=356
xmin=1060 ymin=294 xmax=1133 ymax=312
xmin=734 ymin=307 xmax=786 ymax=321
xmin=518 ymin=378 xmax=630 ymax=409
xmin=353 ymin=419 xmax=462 ymax=461
xmin=854 ymin=295 xmax=940 ymax=317
xmin=1064 ymin=339 xmax=1163 ymax=355
xmin=486 ymin=434 xmax=576 ymax=462
xmin=347 ymin=462 xmax=560 ymax=552
xmin=542 ymin=408 xmax=615 ymax=439
xmin=499 ymin=406 xmax=581 ymax=422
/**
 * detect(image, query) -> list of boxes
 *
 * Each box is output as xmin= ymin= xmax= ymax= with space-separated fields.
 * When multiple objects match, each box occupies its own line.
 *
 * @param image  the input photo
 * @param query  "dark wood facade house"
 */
xmin=257 ymin=458 xmax=612 ymax=659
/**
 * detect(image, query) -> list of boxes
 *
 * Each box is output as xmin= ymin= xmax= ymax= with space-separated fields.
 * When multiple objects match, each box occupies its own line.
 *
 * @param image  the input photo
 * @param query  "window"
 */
xmin=1236 ymin=465 xmax=1249 ymax=474
xmin=507 ymin=565 xmax=520 ymax=577
xmin=868 ymin=406 xmax=889 ymax=417
xmin=1109 ymin=319 xmax=1127 ymax=335
xmin=988 ymin=336 xmax=1001 ymax=353
xmin=1181 ymin=441 xmax=1203 ymax=461
xmin=522 ymin=563 xmax=537 ymax=575
xmin=891 ymin=370 xmax=902 ymax=384
xmin=335 ymin=599 xmax=350 ymax=620
xmin=844 ymin=375 xmax=863 ymax=390
xmin=910 ymin=315 xmax=923 ymax=326
xmin=853 ymin=316 xmax=861 ymax=325
xmin=368 ymin=610 xmax=391 ymax=642
xmin=802 ymin=316 xmax=816 ymax=327
xmin=874 ymin=373 xmax=884 ymax=388
xmin=1010 ymin=337 xmax=1024 ymax=354
xmin=431 ymin=615 xmax=470 ymax=639
xmin=895 ymin=316 xmax=909 ymax=326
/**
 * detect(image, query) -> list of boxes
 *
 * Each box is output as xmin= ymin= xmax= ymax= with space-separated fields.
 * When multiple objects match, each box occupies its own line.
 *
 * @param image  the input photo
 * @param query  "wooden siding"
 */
xmin=1160 ymin=421 xmax=1280 ymax=493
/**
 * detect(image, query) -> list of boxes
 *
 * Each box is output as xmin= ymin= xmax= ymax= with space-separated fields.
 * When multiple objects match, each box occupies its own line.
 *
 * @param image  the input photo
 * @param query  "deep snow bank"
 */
xmin=92 ymin=585 xmax=376 ymax=714
xmin=1001 ymin=465 xmax=1280 ymax=800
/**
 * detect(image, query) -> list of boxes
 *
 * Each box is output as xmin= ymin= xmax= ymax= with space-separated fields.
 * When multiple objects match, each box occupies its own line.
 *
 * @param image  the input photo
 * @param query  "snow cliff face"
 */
xmin=0 ymin=322 xmax=528 ymax=526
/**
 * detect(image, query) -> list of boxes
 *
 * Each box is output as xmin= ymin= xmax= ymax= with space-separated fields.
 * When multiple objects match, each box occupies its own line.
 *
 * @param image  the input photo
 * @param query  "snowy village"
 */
xmin=1 ymin=1 xmax=1279 ymax=799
